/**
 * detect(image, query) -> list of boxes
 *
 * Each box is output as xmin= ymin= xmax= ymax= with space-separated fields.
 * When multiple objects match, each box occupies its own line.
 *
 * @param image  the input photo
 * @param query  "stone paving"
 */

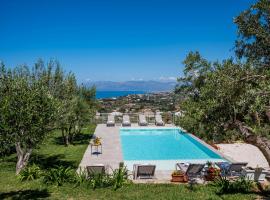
xmin=79 ymin=124 xmax=268 ymax=182
xmin=78 ymin=124 xmax=123 ymax=172
xmin=78 ymin=124 xmax=176 ymax=181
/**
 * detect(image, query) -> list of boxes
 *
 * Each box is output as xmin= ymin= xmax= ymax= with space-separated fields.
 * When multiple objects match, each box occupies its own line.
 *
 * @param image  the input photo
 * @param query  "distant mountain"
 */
xmin=85 ymin=80 xmax=176 ymax=92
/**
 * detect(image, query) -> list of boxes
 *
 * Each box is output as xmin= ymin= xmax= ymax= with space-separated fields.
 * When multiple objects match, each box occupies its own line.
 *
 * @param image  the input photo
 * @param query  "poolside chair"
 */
xmin=139 ymin=114 xmax=148 ymax=126
xmin=106 ymin=115 xmax=115 ymax=127
xmin=215 ymin=161 xmax=231 ymax=176
xmin=155 ymin=114 xmax=164 ymax=126
xmin=133 ymin=164 xmax=156 ymax=179
xmin=227 ymin=162 xmax=248 ymax=177
xmin=122 ymin=115 xmax=131 ymax=126
xmin=176 ymin=163 xmax=205 ymax=181
xmin=86 ymin=164 xmax=106 ymax=178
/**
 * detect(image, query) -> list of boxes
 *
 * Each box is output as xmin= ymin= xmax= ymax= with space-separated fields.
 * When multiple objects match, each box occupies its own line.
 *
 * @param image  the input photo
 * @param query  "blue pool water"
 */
xmin=120 ymin=128 xmax=222 ymax=161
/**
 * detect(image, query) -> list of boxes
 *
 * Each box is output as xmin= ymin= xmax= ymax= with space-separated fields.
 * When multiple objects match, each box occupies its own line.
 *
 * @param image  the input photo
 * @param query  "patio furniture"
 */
xmin=155 ymin=114 xmax=164 ymax=126
xmin=227 ymin=162 xmax=248 ymax=177
xmin=86 ymin=164 xmax=106 ymax=177
xmin=176 ymin=163 xmax=205 ymax=183
xmin=139 ymin=114 xmax=148 ymax=126
xmin=122 ymin=115 xmax=131 ymax=126
xmin=106 ymin=114 xmax=115 ymax=127
xmin=215 ymin=161 xmax=231 ymax=176
xmin=244 ymin=167 xmax=268 ymax=182
xmin=90 ymin=143 xmax=102 ymax=154
xmin=133 ymin=164 xmax=156 ymax=179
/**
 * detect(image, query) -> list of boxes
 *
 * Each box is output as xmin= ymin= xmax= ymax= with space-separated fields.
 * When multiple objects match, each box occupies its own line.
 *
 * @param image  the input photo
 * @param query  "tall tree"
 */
xmin=0 ymin=64 xmax=56 ymax=174
xmin=0 ymin=59 xmax=97 ymax=173
xmin=176 ymin=0 xmax=270 ymax=163
xmin=235 ymin=0 xmax=270 ymax=66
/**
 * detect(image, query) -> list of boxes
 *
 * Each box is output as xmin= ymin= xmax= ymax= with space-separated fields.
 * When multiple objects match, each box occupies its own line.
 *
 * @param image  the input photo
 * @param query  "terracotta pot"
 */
xmin=205 ymin=172 xmax=219 ymax=181
xmin=171 ymin=174 xmax=188 ymax=182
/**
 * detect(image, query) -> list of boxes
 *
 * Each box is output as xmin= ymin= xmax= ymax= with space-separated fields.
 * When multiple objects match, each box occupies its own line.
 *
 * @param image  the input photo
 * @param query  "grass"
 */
xmin=0 ymin=124 xmax=262 ymax=199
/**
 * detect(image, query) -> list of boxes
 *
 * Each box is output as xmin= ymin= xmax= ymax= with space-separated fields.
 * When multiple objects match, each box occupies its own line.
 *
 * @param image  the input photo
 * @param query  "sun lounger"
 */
xmin=215 ymin=162 xmax=248 ymax=177
xmin=176 ymin=163 xmax=205 ymax=179
xmin=133 ymin=164 xmax=156 ymax=179
xmin=227 ymin=162 xmax=248 ymax=177
xmin=122 ymin=115 xmax=131 ymax=126
xmin=139 ymin=114 xmax=148 ymax=126
xmin=106 ymin=115 xmax=115 ymax=127
xmin=215 ymin=161 xmax=231 ymax=176
xmin=155 ymin=114 xmax=164 ymax=126
xmin=86 ymin=164 xmax=106 ymax=177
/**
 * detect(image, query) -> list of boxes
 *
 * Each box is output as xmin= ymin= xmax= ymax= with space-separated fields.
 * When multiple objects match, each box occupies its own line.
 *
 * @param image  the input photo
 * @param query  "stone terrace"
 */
xmin=78 ymin=124 xmax=175 ymax=182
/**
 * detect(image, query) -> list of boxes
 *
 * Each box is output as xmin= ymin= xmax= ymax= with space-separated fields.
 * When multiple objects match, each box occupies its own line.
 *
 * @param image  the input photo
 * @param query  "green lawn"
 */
xmin=0 ymin=124 xmax=261 ymax=199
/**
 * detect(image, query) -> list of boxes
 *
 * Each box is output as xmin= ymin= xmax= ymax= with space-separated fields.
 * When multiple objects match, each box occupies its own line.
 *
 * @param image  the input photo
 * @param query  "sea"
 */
xmin=96 ymin=91 xmax=145 ymax=99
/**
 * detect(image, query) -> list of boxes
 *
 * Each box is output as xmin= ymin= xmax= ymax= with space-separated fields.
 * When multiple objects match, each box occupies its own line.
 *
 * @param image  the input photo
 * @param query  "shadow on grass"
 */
xmin=0 ymin=189 xmax=50 ymax=200
xmin=54 ymin=133 xmax=92 ymax=146
xmin=29 ymin=154 xmax=76 ymax=169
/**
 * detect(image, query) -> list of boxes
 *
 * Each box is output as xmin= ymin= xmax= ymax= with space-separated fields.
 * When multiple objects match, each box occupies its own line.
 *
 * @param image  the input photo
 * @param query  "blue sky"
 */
xmin=0 ymin=0 xmax=256 ymax=82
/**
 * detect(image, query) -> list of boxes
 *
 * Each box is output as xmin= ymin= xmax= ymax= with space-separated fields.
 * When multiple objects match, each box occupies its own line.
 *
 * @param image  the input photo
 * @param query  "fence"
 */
xmin=94 ymin=112 xmax=177 ymax=125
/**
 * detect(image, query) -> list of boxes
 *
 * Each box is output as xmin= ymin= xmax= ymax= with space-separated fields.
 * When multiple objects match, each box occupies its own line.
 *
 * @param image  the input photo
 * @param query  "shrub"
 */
xmin=43 ymin=166 xmax=73 ymax=186
xmin=89 ymin=174 xmax=113 ymax=189
xmin=111 ymin=165 xmax=130 ymax=190
xmin=18 ymin=164 xmax=42 ymax=181
xmin=72 ymin=168 xmax=89 ymax=187
xmin=214 ymin=176 xmax=254 ymax=194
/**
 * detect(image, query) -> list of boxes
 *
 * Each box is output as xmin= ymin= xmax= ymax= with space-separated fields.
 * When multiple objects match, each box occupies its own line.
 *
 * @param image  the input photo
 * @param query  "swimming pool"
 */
xmin=120 ymin=128 xmax=226 ymax=170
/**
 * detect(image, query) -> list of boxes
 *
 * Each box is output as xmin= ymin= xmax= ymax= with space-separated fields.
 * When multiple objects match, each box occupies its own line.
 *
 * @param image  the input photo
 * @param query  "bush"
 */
xmin=111 ymin=165 xmax=130 ymax=190
xmin=43 ymin=166 xmax=73 ymax=186
xmin=82 ymin=163 xmax=130 ymax=190
xmin=18 ymin=164 xmax=42 ymax=181
xmin=214 ymin=176 xmax=254 ymax=194
xmin=88 ymin=173 xmax=114 ymax=189
xmin=72 ymin=168 xmax=89 ymax=187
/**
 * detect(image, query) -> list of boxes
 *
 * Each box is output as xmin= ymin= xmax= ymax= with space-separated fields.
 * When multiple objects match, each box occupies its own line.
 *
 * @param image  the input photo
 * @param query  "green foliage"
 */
xmin=0 ymin=128 xmax=258 ymax=199
xmin=43 ymin=166 xmax=73 ymax=186
xmin=175 ymin=1 xmax=270 ymax=143
xmin=234 ymin=0 xmax=270 ymax=65
xmin=72 ymin=169 xmax=89 ymax=187
xmin=0 ymin=59 xmax=96 ymax=173
xmin=111 ymin=165 xmax=130 ymax=190
xmin=86 ymin=166 xmax=130 ymax=190
xmin=176 ymin=52 xmax=270 ymax=142
xmin=88 ymin=174 xmax=114 ymax=190
xmin=55 ymin=74 xmax=96 ymax=146
xmin=0 ymin=61 xmax=59 ymax=173
xmin=214 ymin=176 xmax=254 ymax=194
xmin=18 ymin=164 xmax=42 ymax=181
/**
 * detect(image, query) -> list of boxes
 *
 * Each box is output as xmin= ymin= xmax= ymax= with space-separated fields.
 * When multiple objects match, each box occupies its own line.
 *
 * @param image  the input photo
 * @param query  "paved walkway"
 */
xmin=217 ymin=143 xmax=269 ymax=168
xmin=78 ymin=123 xmax=176 ymax=181
xmin=78 ymin=124 xmax=123 ymax=171
xmin=78 ymin=124 xmax=270 ymax=182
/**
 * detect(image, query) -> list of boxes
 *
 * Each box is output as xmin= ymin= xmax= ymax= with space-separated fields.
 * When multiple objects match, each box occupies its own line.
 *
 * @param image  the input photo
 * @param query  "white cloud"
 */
xmin=131 ymin=78 xmax=144 ymax=81
xmin=85 ymin=78 xmax=92 ymax=82
xmin=158 ymin=76 xmax=177 ymax=81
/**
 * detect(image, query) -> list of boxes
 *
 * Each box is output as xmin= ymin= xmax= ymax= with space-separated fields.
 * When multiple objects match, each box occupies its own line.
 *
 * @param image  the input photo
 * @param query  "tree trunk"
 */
xmin=234 ymin=120 xmax=270 ymax=166
xmin=15 ymin=142 xmax=32 ymax=174
xmin=254 ymin=111 xmax=260 ymax=126
xmin=62 ymin=128 xmax=69 ymax=146
xmin=265 ymin=107 xmax=270 ymax=122
xmin=65 ymin=133 xmax=69 ymax=146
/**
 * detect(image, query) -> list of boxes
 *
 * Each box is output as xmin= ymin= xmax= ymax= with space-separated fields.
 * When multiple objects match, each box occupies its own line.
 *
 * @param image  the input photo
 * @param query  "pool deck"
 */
xmin=78 ymin=123 xmax=176 ymax=181
xmin=78 ymin=124 xmax=269 ymax=183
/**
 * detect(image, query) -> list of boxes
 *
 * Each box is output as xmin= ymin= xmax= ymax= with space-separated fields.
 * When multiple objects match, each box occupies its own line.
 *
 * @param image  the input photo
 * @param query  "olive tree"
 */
xmin=0 ymin=64 xmax=56 ymax=174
